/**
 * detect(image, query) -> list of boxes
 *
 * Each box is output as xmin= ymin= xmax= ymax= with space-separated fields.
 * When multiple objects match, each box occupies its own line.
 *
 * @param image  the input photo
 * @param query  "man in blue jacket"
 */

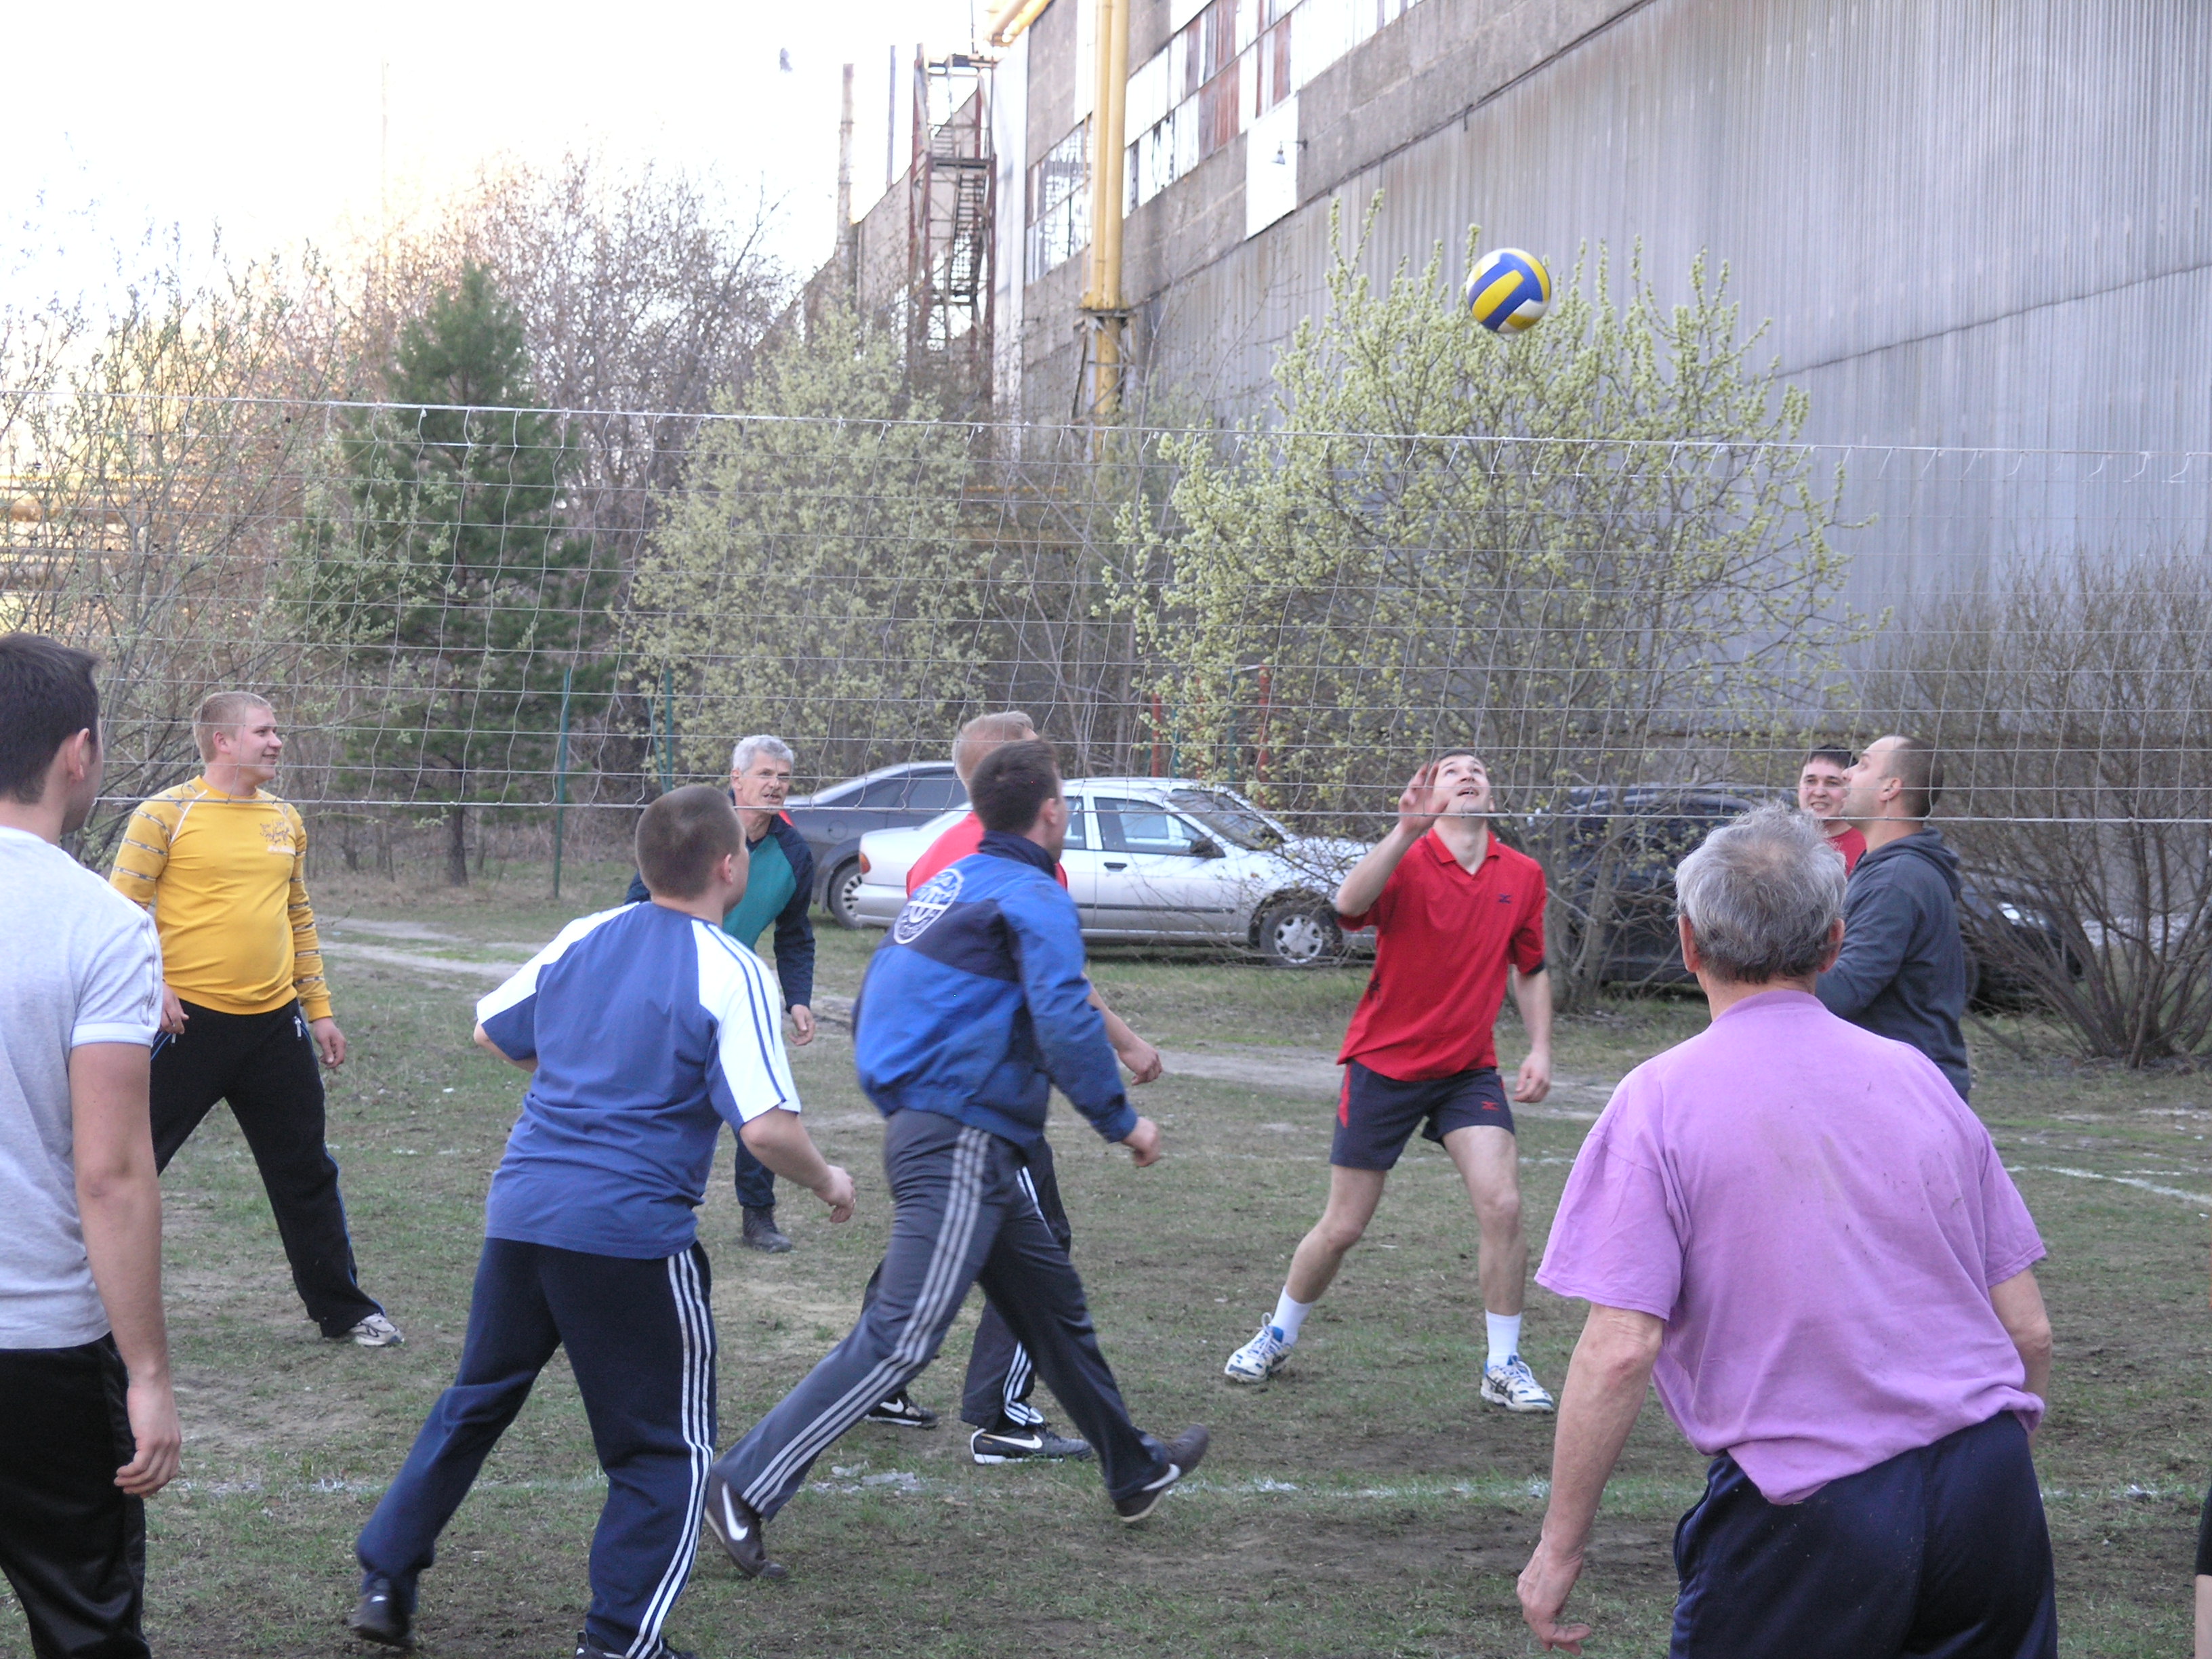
xmin=625 ymin=735 xmax=816 ymax=1251
xmin=702 ymin=739 xmax=1208 ymax=1579
xmin=1816 ymin=735 xmax=1973 ymax=1099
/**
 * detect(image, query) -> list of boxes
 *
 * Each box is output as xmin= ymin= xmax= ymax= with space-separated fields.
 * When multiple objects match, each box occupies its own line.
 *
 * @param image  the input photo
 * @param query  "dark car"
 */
xmin=785 ymin=762 xmax=968 ymax=927
xmin=1523 ymin=786 xmax=2076 ymax=1003
xmin=1522 ymin=787 xmax=1769 ymax=987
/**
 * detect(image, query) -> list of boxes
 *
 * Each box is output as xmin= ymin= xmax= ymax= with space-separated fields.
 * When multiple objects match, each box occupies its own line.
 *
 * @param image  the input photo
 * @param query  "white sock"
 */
xmin=1486 ymin=1311 xmax=1522 ymax=1370
xmin=1271 ymin=1288 xmax=1315 ymax=1344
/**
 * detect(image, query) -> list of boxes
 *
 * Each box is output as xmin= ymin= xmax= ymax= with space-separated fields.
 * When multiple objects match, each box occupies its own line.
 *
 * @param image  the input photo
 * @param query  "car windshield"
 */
xmin=1166 ymin=789 xmax=1286 ymax=851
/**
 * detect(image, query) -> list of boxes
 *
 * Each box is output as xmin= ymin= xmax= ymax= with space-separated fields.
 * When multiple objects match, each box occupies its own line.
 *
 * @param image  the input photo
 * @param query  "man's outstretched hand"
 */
xmin=1395 ymin=762 xmax=1448 ymax=840
xmin=1122 ymin=1117 xmax=1163 ymax=1166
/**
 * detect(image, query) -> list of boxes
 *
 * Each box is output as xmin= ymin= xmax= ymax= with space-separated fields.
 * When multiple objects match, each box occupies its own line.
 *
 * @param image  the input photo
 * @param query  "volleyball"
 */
xmin=1465 ymin=248 xmax=1551 ymax=333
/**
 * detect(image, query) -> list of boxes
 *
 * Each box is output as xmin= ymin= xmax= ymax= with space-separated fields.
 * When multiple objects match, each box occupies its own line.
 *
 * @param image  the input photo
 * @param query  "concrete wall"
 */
xmin=1006 ymin=0 xmax=2212 ymax=604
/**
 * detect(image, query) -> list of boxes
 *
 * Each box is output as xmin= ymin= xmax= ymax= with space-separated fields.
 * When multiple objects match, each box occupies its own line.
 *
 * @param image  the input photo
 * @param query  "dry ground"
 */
xmin=9 ymin=861 xmax=2202 ymax=1658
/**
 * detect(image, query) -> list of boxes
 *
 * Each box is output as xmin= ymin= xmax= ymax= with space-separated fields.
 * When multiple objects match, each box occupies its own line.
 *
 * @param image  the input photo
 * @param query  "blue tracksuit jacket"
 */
xmin=853 ymin=832 xmax=1135 ymax=1147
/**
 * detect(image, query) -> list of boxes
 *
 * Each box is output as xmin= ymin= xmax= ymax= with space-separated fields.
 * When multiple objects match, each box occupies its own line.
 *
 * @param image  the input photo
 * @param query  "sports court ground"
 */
xmin=56 ymin=867 xmax=2209 ymax=1658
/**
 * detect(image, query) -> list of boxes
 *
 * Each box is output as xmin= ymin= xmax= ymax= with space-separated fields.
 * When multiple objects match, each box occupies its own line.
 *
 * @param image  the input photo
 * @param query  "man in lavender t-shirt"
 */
xmin=1517 ymin=804 xmax=2056 ymax=1659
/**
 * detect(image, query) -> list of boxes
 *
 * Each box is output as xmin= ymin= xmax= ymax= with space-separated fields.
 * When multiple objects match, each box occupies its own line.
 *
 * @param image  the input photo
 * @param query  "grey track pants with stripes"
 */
xmin=713 ymin=1109 xmax=1166 ymax=1515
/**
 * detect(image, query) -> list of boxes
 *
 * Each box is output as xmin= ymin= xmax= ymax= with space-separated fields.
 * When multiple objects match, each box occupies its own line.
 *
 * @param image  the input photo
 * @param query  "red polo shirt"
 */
xmin=1336 ymin=829 xmax=1548 ymax=1081
xmin=1827 ymin=825 xmax=1867 ymax=874
xmin=907 ymin=813 xmax=1069 ymax=893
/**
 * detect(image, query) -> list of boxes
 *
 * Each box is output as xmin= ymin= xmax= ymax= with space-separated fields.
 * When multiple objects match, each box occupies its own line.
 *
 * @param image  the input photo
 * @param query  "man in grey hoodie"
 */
xmin=1816 ymin=735 xmax=1973 ymax=1099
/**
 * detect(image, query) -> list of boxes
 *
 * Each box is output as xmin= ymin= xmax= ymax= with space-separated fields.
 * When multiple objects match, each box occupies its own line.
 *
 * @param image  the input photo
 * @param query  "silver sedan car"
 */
xmin=851 ymin=777 xmax=1368 ymax=966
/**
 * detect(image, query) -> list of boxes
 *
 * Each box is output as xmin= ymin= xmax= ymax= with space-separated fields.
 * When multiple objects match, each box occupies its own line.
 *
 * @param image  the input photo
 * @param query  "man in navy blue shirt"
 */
xmin=349 ymin=787 xmax=855 ymax=1659
xmin=702 ymin=740 xmax=1208 ymax=1581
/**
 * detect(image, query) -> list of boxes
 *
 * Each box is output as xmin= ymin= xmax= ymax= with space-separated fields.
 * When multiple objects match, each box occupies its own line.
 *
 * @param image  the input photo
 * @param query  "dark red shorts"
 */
xmin=1330 ymin=1061 xmax=1514 ymax=1171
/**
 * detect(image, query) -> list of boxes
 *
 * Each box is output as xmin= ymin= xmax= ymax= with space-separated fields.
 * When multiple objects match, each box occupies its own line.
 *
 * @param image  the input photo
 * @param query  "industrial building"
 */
xmin=821 ymin=0 xmax=2211 ymax=597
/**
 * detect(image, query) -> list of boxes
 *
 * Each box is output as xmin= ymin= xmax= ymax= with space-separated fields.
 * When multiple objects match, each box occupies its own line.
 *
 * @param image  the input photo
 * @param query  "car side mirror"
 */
xmin=1189 ymin=836 xmax=1225 ymax=859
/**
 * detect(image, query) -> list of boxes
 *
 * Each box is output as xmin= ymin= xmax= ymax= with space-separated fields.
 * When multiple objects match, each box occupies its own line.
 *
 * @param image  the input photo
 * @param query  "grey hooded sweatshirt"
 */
xmin=1815 ymin=826 xmax=1971 ymax=1099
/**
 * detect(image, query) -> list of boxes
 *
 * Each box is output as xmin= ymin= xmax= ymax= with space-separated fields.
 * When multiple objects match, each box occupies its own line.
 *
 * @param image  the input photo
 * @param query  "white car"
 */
xmin=851 ymin=777 xmax=1369 ymax=966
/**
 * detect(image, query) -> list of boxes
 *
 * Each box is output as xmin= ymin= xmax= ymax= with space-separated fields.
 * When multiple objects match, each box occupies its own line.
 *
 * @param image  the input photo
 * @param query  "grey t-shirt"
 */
xmin=0 ymin=825 xmax=163 ymax=1347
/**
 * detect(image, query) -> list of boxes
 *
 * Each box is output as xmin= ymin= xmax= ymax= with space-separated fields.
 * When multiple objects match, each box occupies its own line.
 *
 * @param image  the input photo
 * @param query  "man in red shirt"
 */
xmin=863 ymin=710 xmax=1163 ymax=1460
xmin=1224 ymin=752 xmax=1558 ymax=1412
xmin=1798 ymin=743 xmax=1866 ymax=874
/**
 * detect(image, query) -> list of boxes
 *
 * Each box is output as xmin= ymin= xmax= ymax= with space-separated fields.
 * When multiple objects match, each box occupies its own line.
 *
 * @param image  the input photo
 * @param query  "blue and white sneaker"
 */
xmin=1223 ymin=1321 xmax=1294 ymax=1384
xmin=1480 ymin=1355 xmax=1556 ymax=1413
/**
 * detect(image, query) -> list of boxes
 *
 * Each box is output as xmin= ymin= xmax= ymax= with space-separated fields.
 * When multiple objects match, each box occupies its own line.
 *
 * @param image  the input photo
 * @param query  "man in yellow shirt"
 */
xmin=110 ymin=693 xmax=398 ymax=1347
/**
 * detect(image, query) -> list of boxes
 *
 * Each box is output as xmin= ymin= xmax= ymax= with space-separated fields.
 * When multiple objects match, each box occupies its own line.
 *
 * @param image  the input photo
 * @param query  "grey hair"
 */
xmin=1674 ymin=802 xmax=1847 ymax=983
xmin=730 ymin=733 xmax=794 ymax=773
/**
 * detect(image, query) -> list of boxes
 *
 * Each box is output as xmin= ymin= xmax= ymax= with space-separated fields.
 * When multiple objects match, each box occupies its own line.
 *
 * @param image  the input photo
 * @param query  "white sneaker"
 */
xmin=340 ymin=1313 xmax=405 ymax=1348
xmin=1223 ymin=1322 xmax=1294 ymax=1384
xmin=1481 ymin=1355 xmax=1555 ymax=1413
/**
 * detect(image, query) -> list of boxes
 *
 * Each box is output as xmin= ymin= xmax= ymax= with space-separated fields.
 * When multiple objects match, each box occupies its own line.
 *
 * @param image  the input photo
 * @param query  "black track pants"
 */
xmin=151 ymin=999 xmax=382 ymax=1335
xmin=716 ymin=1109 xmax=1166 ymax=1516
xmin=0 ymin=1338 xmax=147 ymax=1658
xmin=960 ymin=1135 xmax=1071 ymax=1430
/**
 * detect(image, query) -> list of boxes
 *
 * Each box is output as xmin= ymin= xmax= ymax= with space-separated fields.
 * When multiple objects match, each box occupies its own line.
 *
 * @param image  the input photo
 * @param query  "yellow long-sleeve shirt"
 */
xmin=108 ymin=779 xmax=333 ymax=1021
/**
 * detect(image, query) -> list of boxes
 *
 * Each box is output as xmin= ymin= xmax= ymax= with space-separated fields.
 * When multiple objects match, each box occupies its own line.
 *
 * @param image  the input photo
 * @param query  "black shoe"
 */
xmin=1113 ymin=1425 xmax=1209 ymax=1523
xmin=701 ymin=1469 xmax=787 ymax=1580
xmin=970 ymin=1422 xmax=1093 ymax=1464
xmin=862 ymin=1389 xmax=937 ymax=1429
xmin=577 ymin=1634 xmax=695 ymax=1659
xmin=741 ymin=1206 xmax=793 ymax=1253
xmin=347 ymin=1575 xmax=413 ymax=1649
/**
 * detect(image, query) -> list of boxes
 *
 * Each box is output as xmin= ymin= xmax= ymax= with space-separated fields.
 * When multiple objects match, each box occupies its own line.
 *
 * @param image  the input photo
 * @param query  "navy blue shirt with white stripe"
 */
xmin=476 ymin=901 xmax=799 ymax=1258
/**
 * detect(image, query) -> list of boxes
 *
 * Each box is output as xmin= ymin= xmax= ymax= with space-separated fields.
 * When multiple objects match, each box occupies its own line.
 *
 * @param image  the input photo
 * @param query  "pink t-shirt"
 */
xmin=1537 ymin=989 xmax=2044 ymax=1504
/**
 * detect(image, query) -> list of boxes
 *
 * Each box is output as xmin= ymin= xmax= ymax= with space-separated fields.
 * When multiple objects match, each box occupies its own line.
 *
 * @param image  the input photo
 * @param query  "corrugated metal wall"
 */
xmin=1121 ymin=0 xmax=2212 ymax=611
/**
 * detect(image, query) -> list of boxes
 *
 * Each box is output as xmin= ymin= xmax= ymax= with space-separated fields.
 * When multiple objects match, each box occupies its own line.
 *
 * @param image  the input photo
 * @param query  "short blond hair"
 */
xmin=951 ymin=710 xmax=1036 ymax=784
xmin=193 ymin=691 xmax=273 ymax=762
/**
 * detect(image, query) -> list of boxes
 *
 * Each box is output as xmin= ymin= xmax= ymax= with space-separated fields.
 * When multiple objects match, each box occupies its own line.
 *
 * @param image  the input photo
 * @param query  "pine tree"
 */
xmin=295 ymin=264 xmax=614 ymax=884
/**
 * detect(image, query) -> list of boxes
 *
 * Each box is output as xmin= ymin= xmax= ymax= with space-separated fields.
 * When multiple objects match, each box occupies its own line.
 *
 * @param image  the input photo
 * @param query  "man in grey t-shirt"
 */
xmin=0 ymin=634 xmax=182 ymax=1657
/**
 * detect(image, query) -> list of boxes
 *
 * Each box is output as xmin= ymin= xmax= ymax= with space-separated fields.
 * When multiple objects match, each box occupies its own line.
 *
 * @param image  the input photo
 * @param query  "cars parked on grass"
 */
xmin=849 ymin=777 xmax=1368 ymax=966
xmin=784 ymin=762 xmax=968 ymax=926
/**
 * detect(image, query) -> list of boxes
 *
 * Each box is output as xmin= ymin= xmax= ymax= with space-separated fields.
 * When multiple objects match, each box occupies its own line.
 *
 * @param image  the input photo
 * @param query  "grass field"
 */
xmin=33 ymin=863 xmax=2209 ymax=1658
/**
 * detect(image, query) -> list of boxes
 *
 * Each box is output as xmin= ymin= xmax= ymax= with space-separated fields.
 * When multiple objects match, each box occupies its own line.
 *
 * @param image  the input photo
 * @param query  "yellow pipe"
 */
xmin=1082 ymin=0 xmax=1130 ymax=415
xmin=987 ymin=0 xmax=1051 ymax=47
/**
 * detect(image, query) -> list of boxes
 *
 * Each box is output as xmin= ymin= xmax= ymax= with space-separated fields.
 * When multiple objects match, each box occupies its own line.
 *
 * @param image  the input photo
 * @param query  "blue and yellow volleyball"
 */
xmin=1464 ymin=248 xmax=1551 ymax=333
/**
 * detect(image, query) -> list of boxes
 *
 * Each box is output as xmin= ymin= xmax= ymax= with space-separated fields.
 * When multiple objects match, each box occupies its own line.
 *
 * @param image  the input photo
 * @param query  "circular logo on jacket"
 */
xmin=893 ymin=867 xmax=963 ymax=945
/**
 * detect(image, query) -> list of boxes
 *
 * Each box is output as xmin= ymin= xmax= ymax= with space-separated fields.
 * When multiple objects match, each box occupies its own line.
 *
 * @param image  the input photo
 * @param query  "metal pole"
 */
xmin=1079 ymin=0 xmax=1130 ymax=417
xmin=659 ymin=668 xmax=676 ymax=794
xmin=551 ymin=667 xmax=573 ymax=899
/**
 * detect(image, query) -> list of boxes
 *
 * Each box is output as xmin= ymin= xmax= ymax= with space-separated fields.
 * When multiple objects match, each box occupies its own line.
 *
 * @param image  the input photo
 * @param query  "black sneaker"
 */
xmin=970 ymin=1422 xmax=1092 ymax=1464
xmin=1113 ymin=1425 xmax=1209 ymax=1523
xmin=741 ymin=1206 xmax=793 ymax=1253
xmin=347 ymin=1575 xmax=413 ymax=1649
xmin=576 ymin=1634 xmax=695 ymax=1659
xmin=701 ymin=1469 xmax=787 ymax=1580
xmin=862 ymin=1389 xmax=938 ymax=1429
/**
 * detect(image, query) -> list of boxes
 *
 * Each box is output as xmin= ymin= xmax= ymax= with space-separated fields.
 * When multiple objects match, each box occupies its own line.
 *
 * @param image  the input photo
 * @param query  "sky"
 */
xmin=3 ymin=0 xmax=981 ymax=316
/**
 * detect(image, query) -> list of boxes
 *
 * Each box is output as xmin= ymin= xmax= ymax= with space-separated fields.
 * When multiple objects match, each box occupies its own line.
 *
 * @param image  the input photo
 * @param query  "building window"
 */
xmin=1179 ymin=0 xmax=1240 ymax=159
xmin=1027 ymin=120 xmax=1090 ymax=282
xmin=1258 ymin=0 xmax=1293 ymax=112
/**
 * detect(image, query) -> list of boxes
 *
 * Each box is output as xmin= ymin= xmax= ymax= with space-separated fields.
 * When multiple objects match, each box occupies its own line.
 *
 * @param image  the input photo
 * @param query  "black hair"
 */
xmin=0 ymin=634 xmax=100 ymax=804
xmin=969 ymin=737 xmax=1062 ymax=834
xmin=1802 ymin=743 xmax=1855 ymax=771
xmin=635 ymin=785 xmax=744 ymax=898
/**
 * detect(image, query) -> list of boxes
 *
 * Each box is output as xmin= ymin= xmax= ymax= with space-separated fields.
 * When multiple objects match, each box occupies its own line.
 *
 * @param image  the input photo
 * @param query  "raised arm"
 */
xmin=1334 ymin=764 xmax=1445 ymax=919
xmin=1519 ymin=1304 xmax=1664 ymax=1653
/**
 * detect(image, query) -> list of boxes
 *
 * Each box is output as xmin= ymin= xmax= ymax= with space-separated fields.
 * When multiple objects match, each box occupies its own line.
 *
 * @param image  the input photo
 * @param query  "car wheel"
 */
xmin=825 ymin=858 xmax=867 ymax=929
xmin=1256 ymin=896 xmax=1344 ymax=968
